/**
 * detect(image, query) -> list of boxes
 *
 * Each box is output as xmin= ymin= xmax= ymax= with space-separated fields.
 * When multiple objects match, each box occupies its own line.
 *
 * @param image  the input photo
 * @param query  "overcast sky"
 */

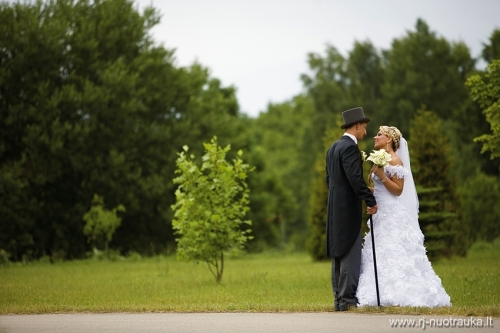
xmin=137 ymin=0 xmax=500 ymax=117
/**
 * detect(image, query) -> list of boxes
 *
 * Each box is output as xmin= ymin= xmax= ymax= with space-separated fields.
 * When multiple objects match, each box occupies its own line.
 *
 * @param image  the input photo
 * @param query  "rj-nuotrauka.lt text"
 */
xmin=389 ymin=316 xmax=494 ymax=329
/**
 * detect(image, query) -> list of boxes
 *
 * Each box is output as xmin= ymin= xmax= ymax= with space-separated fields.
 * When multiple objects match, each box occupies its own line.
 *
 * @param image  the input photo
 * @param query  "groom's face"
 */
xmin=355 ymin=123 xmax=368 ymax=141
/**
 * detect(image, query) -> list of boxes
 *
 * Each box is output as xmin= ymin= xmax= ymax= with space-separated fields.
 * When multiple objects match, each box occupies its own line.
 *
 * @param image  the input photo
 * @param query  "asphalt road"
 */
xmin=0 ymin=313 xmax=497 ymax=333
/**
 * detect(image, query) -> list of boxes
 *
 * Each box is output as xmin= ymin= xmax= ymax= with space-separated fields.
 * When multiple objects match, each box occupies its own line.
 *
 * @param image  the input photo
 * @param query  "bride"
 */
xmin=355 ymin=126 xmax=451 ymax=307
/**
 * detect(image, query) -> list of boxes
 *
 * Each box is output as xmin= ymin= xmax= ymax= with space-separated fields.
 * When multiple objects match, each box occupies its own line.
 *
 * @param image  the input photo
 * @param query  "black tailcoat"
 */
xmin=326 ymin=136 xmax=376 ymax=258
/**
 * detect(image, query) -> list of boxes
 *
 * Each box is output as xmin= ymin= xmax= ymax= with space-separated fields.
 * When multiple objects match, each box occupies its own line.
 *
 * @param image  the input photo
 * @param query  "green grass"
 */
xmin=1 ymin=241 xmax=499 ymax=316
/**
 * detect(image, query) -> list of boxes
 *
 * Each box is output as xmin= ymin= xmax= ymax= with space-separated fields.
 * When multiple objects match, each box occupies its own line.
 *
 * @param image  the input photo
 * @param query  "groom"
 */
xmin=326 ymin=107 xmax=377 ymax=311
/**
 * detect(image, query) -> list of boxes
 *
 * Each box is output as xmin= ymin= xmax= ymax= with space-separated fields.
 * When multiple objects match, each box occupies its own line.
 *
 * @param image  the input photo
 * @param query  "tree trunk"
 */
xmin=216 ymin=253 xmax=224 ymax=284
xmin=280 ymin=214 xmax=286 ymax=249
xmin=105 ymin=240 xmax=109 ymax=262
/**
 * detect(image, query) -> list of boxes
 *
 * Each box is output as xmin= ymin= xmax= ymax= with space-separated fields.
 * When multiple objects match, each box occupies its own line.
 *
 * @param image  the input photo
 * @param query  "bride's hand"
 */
xmin=371 ymin=165 xmax=385 ymax=179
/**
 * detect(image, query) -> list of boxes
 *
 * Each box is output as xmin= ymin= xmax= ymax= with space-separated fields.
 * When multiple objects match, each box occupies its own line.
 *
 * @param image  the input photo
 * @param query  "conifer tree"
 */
xmin=409 ymin=109 xmax=458 ymax=258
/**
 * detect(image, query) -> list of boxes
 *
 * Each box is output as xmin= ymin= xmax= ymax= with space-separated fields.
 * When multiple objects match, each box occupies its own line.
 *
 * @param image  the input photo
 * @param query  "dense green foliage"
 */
xmin=458 ymin=173 xmax=500 ymax=244
xmin=306 ymin=118 xmax=343 ymax=261
xmin=249 ymin=95 xmax=316 ymax=249
xmin=466 ymin=59 xmax=500 ymax=159
xmin=0 ymin=0 xmax=254 ymax=260
xmin=0 ymin=0 xmax=499 ymax=262
xmin=481 ymin=29 xmax=500 ymax=63
xmin=171 ymin=138 xmax=252 ymax=283
xmin=379 ymin=19 xmax=475 ymax=136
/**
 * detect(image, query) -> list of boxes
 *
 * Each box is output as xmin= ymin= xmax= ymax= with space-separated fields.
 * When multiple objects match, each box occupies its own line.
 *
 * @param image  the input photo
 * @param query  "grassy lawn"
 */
xmin=0 ymin=241 xmax=499 ymax=316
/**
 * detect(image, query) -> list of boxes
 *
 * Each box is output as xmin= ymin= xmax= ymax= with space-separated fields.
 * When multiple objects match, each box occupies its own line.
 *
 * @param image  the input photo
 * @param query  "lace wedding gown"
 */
xmin=356 ymin=165 xmax=451 ymax=307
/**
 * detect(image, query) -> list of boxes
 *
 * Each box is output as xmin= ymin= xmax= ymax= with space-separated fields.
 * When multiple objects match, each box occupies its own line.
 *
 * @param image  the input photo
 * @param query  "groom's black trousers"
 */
xmin=331 ymin=232 xmax=362 ymax=311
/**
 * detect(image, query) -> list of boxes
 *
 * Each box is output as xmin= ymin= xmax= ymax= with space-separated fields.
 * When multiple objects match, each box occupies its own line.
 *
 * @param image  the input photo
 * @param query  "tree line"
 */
xmin=1 ymin=0 xmax=499 ymax=262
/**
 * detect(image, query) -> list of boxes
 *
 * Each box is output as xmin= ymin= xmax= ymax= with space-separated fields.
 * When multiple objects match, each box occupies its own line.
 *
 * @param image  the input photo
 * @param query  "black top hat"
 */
xmin=340 ymin=107 xmax=371 ymax=129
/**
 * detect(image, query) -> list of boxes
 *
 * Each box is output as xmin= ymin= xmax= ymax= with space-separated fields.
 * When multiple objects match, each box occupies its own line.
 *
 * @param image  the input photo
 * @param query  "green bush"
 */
xmin=0 ymin=249 xmax=10 ymax=266
xmin=458 ymin=172 xmax=500 ymax=246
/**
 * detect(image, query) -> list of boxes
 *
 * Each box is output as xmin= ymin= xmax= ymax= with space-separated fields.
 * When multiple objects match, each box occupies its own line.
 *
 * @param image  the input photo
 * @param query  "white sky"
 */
xmin=140 ymin=0 xmax=500 ymax=117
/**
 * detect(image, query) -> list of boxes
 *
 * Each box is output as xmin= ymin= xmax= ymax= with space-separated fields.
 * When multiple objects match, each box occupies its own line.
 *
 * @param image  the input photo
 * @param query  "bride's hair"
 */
xmin=379 ymin=126 xmax=402 ymax=151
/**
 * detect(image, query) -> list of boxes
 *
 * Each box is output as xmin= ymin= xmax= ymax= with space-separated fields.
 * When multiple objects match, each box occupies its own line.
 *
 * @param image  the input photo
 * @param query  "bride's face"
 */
xmin=373 ymin=131 xmax=390 ymax=150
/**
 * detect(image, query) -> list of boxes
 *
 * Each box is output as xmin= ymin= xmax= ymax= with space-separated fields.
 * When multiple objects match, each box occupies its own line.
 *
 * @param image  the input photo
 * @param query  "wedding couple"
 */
xmin=326 ymin=107 xmax=451 ymax=311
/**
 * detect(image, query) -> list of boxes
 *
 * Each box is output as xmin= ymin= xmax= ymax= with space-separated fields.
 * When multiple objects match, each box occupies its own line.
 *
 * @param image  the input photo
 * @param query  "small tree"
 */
xmin=171 ymin=137 xmax=253 ymax=283
xmin=466 ymin=59 xmax=500 ymax=160
xmin=83 ymin=194 xmax=125 ymax=261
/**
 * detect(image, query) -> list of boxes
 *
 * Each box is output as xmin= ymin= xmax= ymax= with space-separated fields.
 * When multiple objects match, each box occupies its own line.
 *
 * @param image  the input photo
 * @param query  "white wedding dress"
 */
xmin=355 ymin=164 xmax=451 ymax=307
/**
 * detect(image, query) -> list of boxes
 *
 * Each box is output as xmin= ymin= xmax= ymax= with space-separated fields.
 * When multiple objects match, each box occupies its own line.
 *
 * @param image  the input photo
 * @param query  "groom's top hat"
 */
xmin=340 ymin=107 xmax=371 ymax=129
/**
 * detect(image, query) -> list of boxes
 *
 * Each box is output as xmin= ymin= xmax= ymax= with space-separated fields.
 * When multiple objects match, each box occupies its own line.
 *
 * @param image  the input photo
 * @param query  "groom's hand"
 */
xmin=367 ymin=205 xmax=377 ymax=215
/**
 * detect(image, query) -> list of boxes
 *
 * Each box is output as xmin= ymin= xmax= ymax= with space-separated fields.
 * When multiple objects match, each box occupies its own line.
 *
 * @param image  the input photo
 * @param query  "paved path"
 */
xmin=0 ymin=313 xmax=497 ymax=333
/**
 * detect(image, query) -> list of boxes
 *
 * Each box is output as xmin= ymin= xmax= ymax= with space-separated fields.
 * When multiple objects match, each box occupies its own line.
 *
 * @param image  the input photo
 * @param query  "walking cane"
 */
xmin=369 ymin=214 xmax=381 ymax=307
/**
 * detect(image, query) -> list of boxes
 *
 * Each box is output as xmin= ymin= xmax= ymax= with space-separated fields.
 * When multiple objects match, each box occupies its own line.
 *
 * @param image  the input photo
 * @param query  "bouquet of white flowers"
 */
xmin=367 ymin=149 xmax=392 ymax=167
